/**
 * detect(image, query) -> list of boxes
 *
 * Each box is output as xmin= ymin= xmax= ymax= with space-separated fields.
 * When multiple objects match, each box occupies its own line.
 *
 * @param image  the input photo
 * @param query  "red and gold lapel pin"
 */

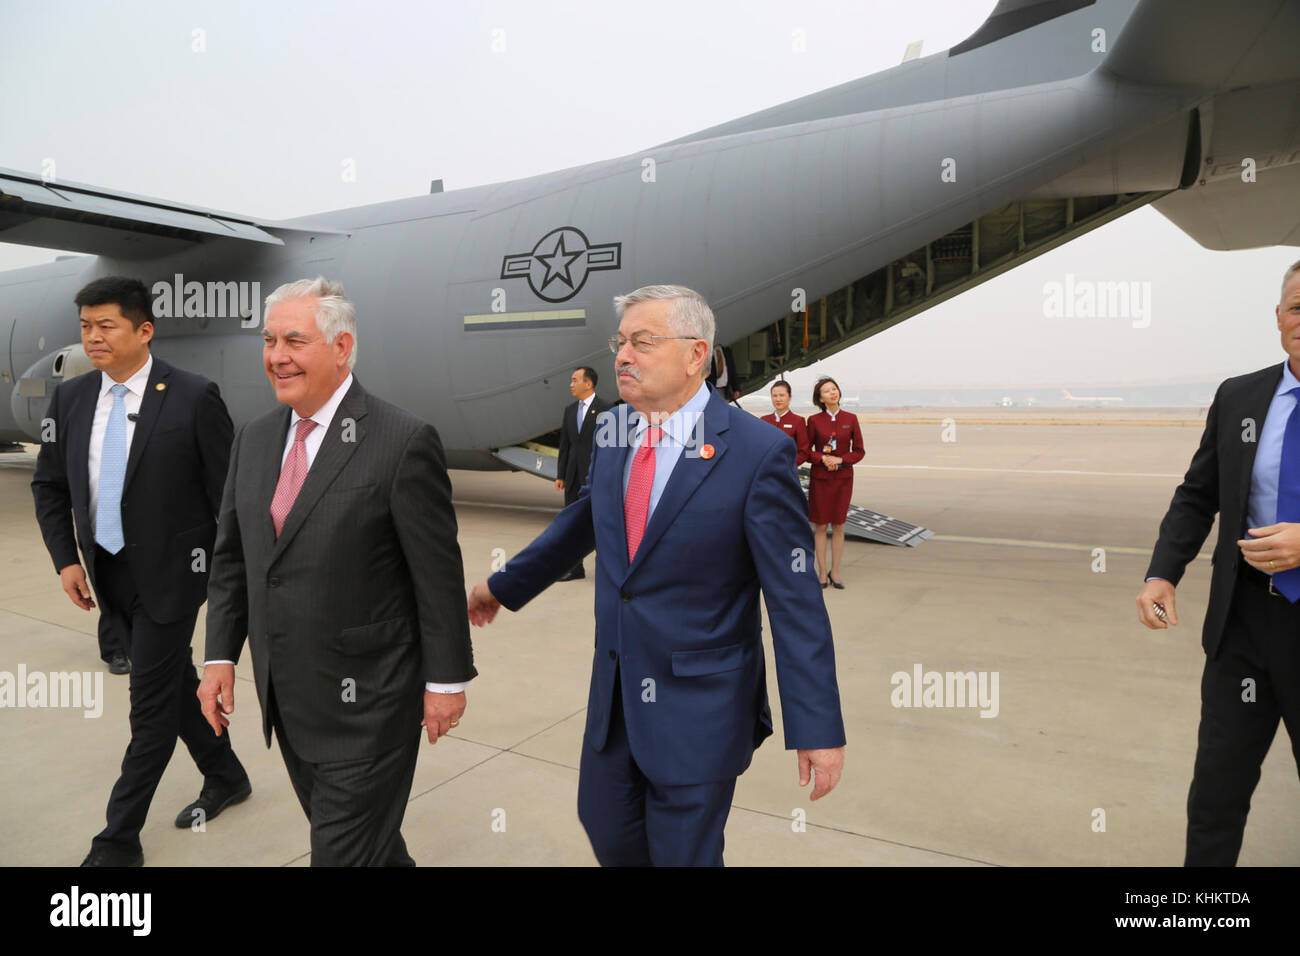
xmin=700 ymin=443 xmax=715 ymax=460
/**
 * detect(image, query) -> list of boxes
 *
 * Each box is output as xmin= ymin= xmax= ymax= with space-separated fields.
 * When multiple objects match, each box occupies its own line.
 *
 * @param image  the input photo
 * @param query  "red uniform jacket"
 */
xmin=759 ymin=411 xmax=810 ymax=466
xmin=807 ymin=410 xmax=864 ymax=480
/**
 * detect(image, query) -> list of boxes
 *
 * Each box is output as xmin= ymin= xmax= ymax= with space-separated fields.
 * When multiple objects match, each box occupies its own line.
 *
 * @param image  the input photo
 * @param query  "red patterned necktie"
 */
xmin=271 ymin=418 xmax=317 ymax=537
xmin=624 ymin=425 xmax=662 ymax=561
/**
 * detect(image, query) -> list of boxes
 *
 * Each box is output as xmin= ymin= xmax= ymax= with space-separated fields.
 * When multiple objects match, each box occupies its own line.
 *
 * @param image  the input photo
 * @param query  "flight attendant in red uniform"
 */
xmin=759 ymin=379 xmax=809 ymax=466
xmin=806 ymin=376 xmax=863 ymax=589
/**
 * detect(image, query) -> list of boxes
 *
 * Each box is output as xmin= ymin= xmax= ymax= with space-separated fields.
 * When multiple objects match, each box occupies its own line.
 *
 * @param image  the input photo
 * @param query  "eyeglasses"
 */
xmin=608 ymin=333 xmax=701 ymax=354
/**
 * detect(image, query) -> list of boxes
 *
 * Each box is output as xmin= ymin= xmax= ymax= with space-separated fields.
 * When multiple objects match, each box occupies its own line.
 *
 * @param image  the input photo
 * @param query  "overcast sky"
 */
xmin=2 ymin=0 xmax=1295 ymax=388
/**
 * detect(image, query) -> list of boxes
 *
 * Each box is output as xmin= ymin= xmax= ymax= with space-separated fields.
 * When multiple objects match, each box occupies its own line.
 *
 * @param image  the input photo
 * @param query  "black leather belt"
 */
xmin=1239 ymin=560 xmax=1287 ymax=597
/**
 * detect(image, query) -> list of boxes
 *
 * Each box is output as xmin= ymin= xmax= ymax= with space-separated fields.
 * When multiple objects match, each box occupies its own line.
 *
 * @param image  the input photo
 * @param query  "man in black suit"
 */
xmin=706 ymin=343 xmax=741 ymax=402
xmin=198 ymin=277 xmax=475 ymax=866
xmin=1138 ymin=259 xmax=1300 ymax=866
xmin=554 ymin=366 xmax=611 ymax=580
xmin=31 ymin=276 xmax=249 ymax=867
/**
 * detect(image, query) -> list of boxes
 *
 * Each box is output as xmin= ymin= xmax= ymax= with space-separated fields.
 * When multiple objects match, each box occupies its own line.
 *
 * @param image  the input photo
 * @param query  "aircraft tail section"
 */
xmin=661 ymin=1 xmax=1141 ymax=148
xmin=949 ymin=0 xmax=1100 ymax=56
xmin=1103 ymin=0 xmax=1300 ymax=90
xmin=1103 ymin=0 xmax=1300 ymax=250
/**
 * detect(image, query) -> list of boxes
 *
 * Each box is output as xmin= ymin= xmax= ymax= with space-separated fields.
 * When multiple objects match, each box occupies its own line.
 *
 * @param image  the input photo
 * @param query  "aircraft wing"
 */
xmin=0 ymin=166 xmax=290 ymax=259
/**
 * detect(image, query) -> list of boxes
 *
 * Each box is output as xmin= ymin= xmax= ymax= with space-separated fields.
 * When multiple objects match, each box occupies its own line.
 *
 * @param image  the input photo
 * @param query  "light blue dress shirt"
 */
xmin=1246 ymin=361 xmax=1300 ymax=532
xmin=622 ymin=380 xmax=711 ymax=519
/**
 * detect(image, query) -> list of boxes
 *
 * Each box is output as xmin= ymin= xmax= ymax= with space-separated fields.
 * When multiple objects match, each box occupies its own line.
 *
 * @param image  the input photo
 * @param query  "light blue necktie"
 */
xmin=1272 ymin=386 xmax=1300 ymax=601
xmin=96 ymin=384 xmax=128 ymax=554
xmin=577 ymin=399 xmax=587 ymax=434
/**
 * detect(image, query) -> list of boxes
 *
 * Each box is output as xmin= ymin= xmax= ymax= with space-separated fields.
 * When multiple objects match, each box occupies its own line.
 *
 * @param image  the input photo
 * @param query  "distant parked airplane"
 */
xmin=1062 ymin=388 xmax=1124 ymax=404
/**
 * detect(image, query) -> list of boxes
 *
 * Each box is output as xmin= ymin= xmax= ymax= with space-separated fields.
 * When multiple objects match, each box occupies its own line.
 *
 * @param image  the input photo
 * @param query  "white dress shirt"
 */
xmin=713 ymin=347 xmax=729 ymax=388
xmin=88 ymin=353 xmax=153 ymax=536
xmin=281 ymin=372 xmax=353 ymax=470
xmin=209 ymin=371 xmax=470 ymax=695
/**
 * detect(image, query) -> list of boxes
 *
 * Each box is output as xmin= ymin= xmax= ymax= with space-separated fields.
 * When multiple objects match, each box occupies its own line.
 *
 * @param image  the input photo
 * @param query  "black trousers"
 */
xmin=563 ymin=482 xmax=587 ymax=576
xmin=269 ymin=679 xmax=419 ymax=867
xmin=1185 ymin=563 xmax=1300 ymax=865
xmin=90 ymin=546 xmax=246 ymax=853
xmin=96 ymin=609 xmax=126 ymax=663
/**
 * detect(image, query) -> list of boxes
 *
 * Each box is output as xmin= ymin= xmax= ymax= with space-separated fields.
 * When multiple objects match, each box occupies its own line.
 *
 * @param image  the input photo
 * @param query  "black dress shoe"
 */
xmin=107 ymin=654 xmax=131 ymax=675
xmin=81 ymin=846 xmax=143 ymax=867
xmin=829 ymin=575 xmax=846 ymax=590
xmin=820 ymin=579 xmax=829 ymax=589
xmin=174 ymin=779 xmax=252 ymax=828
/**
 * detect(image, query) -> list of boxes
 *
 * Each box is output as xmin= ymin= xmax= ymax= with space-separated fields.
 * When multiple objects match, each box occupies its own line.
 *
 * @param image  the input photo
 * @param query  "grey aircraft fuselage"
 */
xmin=4 ymin=0 xmax=1300 ymax=472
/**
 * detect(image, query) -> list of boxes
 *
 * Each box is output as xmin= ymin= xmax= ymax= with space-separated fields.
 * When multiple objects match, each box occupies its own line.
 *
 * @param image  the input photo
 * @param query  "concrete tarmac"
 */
xmin=2 ymin=410 xmax=1297 ymax=866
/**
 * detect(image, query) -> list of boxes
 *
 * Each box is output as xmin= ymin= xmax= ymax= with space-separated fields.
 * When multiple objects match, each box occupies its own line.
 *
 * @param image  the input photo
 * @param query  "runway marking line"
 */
xmin=858 ymin=464 xmax=1182 ymax=479
xmin=933 ymin=534 xmax=1208 ymax=560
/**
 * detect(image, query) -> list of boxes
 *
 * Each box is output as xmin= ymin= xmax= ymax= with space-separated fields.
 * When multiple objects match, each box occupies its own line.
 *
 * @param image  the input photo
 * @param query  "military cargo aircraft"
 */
xmin=3 ymin=0 xmax=1298 ymax=477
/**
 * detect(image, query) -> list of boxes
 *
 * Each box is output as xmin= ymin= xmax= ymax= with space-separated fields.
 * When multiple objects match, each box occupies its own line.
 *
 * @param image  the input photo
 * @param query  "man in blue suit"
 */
xmin=468 ymin=284 xmax=845 ymax=865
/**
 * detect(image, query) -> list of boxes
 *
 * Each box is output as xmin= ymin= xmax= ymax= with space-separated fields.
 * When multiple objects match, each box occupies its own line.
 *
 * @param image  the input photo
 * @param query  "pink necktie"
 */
xmin=625 ymin=425 xmax=661 ymax=561
xmin=271 ymin=418 xmax=317 ymax=537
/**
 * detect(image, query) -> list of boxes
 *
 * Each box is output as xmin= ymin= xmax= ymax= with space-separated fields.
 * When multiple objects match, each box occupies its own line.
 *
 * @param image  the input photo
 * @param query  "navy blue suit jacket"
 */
xmin=489 ymin=387 xmax=846 ymax=786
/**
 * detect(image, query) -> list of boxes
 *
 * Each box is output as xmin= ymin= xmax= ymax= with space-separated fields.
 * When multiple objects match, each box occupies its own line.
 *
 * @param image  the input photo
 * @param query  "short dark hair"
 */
xmin=577 ymin=366 xmax=598 ymax=388
xmin=771 ymin=380 xmax=792 ymax=396
xmin=74 ymin=276 xmax=153 ymax=330
xmin=812 ymin=376 xmax=841 ymax=412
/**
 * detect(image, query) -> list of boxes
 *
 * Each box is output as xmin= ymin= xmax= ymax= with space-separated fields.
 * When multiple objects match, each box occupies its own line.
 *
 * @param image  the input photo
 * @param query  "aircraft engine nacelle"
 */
xmin=8 ymin=345 xmax=95 ymax=442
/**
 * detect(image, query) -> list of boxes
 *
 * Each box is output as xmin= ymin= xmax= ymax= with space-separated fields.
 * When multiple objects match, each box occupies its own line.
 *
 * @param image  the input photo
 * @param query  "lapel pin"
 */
xmin=155 ymin=382 xmax=166 ymax=391
xmin=700 ymin=443 xmax=715 ymax=460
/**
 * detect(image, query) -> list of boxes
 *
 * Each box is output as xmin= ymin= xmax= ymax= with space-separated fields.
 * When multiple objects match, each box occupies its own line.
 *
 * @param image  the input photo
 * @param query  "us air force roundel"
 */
xmin=500 ymin=226 xmax=622 ymax=303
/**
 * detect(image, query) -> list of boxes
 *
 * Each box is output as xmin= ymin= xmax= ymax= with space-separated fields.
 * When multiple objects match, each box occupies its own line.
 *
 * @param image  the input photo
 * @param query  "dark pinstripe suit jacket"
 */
xmin=204 ymin=377 xmax=476 ymax=762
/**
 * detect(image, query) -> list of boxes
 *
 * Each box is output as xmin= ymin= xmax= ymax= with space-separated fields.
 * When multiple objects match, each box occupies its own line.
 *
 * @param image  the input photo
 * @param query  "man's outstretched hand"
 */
xmin=798 ymin=746 xmax=845 ymax=800
xmin=467 ymin=580 xmax=502 ymax=627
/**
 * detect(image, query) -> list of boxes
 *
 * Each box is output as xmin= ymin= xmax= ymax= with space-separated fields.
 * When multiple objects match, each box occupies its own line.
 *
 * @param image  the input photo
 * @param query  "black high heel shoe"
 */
xmin=829 ymin=575 xmax=845 ymax=590
xmin=820 ymin=577 xmax=830 ymax=589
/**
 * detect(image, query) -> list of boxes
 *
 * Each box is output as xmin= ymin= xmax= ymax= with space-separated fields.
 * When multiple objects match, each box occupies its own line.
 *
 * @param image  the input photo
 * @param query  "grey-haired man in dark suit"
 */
xmin=1138 ymin=259 xmax=1300 ymax=865
xmin=199 ymin=277 xmax=475 ymax=866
